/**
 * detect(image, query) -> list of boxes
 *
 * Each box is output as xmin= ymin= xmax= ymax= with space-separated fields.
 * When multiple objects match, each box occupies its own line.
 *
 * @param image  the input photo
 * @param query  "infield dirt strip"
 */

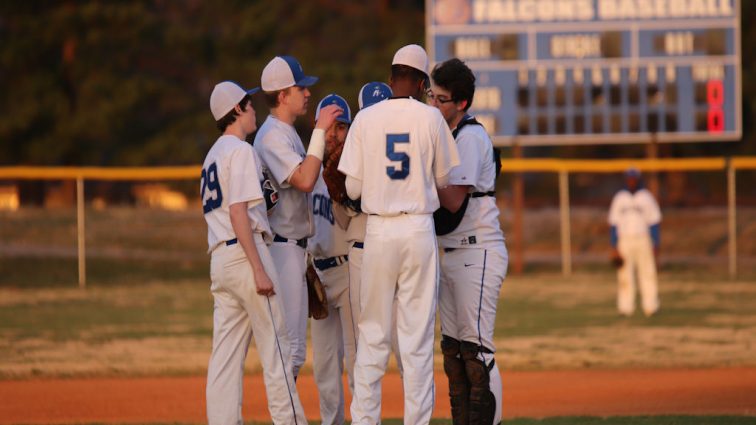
xmin=1 ymin=368 xmax=754 ymax=423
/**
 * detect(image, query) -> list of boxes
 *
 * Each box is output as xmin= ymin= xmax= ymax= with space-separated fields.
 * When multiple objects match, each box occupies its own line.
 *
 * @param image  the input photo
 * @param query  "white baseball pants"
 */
xmin=439 ymin=245 xmax=508 ymax=424
xmin=617 ymin=233 xmax=659 ymax=316
xmin=347 ymin=244 xmax=404 ymax=376
xmin=311 ymin=261 xmax=357 ymax=425
xmin=350 ymin=214 xmax=438 ymax=425
xmin=207 ymin=235 xmax=307 ymax=425
xmin=268 ymin=242 xmax=308 ymax=378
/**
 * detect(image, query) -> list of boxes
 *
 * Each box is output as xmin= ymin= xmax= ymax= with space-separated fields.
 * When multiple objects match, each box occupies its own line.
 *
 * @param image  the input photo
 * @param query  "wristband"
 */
xmin=307 ymin=129 xmax=326 ymax=161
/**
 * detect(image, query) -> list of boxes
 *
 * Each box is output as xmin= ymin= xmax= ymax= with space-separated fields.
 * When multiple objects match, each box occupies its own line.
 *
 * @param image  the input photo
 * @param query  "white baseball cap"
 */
xmin=261 ymin=55 xmax=319 ymax=92
xmin=392 ymin=44 xmax=429 ymax=78
xmin=209 ymin=81 xmax=259 ymax=121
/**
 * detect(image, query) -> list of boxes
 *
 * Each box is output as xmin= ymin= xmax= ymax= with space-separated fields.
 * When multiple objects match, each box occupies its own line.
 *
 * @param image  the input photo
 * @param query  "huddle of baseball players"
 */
xmin=200 ymin=44 xmax=508 ymax=425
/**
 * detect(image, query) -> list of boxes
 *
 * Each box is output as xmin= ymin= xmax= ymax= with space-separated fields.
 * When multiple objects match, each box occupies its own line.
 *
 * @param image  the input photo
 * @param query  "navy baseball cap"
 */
xmin=625 ymin=167 xmax=641 ymax=178
xmin=316 ymin=94 xmax=351 ymax=124
xmin=261 ymin=55 xmax=318 ymax=91
xmin=358 ymin=82 xmax=392 ymax=110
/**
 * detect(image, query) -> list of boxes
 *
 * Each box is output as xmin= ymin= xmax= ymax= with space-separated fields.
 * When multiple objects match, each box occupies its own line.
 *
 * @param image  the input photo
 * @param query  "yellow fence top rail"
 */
xmin=731 ymin=157 xmax=756 ymax=169
xmin=0 ymin=157 xmax=754 ymax=180
xmin=0 ymin=166 xmax=201 ymax=180
xmin=500 ymin=157 xmax=728 ymax=173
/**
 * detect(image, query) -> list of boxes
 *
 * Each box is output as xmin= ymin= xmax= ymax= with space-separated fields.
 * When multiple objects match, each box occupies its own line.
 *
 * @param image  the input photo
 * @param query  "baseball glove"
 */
xmin=611 ymin=255 xmax=624 ymax=269
xmin=323 ymin=144 xmax=348 ymax=205
xmin=306 ymin=264 xmax=329 ymax=320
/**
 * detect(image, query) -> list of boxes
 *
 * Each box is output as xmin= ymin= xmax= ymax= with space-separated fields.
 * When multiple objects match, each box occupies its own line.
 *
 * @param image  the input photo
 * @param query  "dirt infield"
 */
xmin=1 ymin=368 xmax=754 ymax=424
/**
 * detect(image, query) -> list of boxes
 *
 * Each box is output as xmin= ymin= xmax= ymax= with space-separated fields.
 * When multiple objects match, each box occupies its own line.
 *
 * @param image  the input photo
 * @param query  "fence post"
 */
xmin=727 ymin=159 xmax=736 ymax=279
xmin=559 ymin=170 xmax=572 ymax=277
xmin=646 ymin=133 xmax=659 ymax=198
xmin=76 ymin=176 xmax=86 ymax=288
xmin=512 ymin=143 xmax=524 ymax=274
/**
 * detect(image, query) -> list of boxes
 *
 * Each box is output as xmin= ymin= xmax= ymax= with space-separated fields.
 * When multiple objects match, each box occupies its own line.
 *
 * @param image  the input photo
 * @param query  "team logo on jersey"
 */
xmin=312 ymin=193 xmax=334 ymax=225
xmin=261 ymin=168 xmax=279 ymax=215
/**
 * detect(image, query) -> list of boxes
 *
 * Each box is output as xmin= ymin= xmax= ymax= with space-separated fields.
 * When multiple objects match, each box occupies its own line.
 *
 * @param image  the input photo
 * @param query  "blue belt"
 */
xmin=471 ymin=191 xmax=495 ymax=198
xmin=353 ymin=241 xmax=364 ymax=249
xmin=273 ymin=234 xmax=308 ymax=249
xmin=225 ymin=238 xmax=238 ymax=246
xmin=314 ymin=255 xmax=348 ymax=271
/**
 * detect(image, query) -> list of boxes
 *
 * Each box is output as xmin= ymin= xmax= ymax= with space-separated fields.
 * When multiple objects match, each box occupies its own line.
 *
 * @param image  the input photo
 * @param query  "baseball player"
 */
xmin=338 ymin=44 xmax=460 ymax=425
xmin=344 ymin=81 xmax=404 ymax=377
xmin=202 ymin=81 xmax=307 ymax=425
xmin=609 ymin=168 xmax=662 ymax=317
xmin=429 ymin=58 xmax=508 ymax=425
xmin=253 ymin=55 xmax=343 ymax=378
xmin=307 ymin=93 xmax=357 ymax=425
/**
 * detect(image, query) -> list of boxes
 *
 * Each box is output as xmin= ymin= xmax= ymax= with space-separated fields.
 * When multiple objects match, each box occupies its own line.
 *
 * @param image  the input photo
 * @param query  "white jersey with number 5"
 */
xmin=201 ymin=135 xmax=272 ymax=253
xmin=338 ymin=97 xmax=459 ymax=216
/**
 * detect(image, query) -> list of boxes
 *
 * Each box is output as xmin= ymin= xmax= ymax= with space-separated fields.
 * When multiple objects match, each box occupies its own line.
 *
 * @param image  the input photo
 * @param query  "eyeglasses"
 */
xmin=426 ymin=91 xmax=455 ymax=104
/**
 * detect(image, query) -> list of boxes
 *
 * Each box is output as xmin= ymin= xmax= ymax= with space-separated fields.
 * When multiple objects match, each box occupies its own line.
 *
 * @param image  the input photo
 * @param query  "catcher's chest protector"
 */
xmin=433 ymin=116 xmax=499 ymax=236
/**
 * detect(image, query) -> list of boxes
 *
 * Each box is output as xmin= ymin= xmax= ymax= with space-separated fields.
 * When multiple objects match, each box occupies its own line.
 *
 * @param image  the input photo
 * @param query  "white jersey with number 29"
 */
xmin=201 ymin=135 xmax=272 ymax=253
xmin=338 ymin=97 xmax=459 ymax=216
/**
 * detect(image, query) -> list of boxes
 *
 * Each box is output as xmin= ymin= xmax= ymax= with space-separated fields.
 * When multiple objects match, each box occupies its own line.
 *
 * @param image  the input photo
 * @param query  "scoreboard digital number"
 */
xmin=427 ymin=0 xmax=742 ymax=146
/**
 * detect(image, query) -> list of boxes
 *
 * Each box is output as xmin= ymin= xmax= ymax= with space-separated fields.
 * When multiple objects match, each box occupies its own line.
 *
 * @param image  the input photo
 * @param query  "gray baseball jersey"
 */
xmin=254 ymin=114 xmax=314 ymax=239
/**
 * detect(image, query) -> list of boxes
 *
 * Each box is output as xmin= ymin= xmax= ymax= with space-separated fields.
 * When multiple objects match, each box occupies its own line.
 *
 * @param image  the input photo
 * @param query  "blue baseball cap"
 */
xmin=316 ymin=94 xmax=351 ymax=124
xmin=261 ymin=55 xmax=318 ymax=91
xmin=358 ymin=82 xmax=392 ymax=110
xmin=625 ymin=167 xmax=641 ymax=178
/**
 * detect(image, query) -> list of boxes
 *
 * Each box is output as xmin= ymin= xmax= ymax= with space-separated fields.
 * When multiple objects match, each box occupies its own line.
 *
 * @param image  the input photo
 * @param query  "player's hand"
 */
xmin=610 ymin=248 xmax=623 ymax=269
xmin=254 ymin=270 xmax=276 ymax=297
xmin=315 ymin=104 xmax=343 ymax=130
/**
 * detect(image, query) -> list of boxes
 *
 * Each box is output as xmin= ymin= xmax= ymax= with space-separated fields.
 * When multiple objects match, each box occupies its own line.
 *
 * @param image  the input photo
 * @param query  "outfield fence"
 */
xmin=1 ymin=157 xmax=755 ymax=287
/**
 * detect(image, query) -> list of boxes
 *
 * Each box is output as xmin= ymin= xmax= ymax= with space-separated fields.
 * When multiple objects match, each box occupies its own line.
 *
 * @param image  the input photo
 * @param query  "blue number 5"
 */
xmin=201 ymin=162 xmax=223 ymax=213
xmin=386 ymin=134 xmax=410 ymax=180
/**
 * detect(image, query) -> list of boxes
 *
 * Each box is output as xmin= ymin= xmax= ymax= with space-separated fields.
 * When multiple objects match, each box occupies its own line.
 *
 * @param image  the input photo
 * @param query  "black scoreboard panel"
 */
xmin=427 ymin=0 xmax=742 ymax=146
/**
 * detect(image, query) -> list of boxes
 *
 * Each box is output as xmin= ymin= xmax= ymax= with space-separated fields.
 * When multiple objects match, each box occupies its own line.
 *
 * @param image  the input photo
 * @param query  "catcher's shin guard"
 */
xmin=460 ymin=341 xmax=497 ymax=425
xmin=441 ymin=335 xmax=470 ymax=425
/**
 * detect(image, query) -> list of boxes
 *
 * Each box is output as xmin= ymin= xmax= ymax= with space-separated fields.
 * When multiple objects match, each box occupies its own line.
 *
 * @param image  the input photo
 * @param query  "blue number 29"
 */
xmin=201 ymin=162 xmax=223 ymax=214
xmin=386 ymin=134 xmax=410 ymax=180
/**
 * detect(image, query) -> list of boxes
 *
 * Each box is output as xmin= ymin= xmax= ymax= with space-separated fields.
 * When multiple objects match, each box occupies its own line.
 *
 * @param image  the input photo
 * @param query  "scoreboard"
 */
xmin=426 ymin=0 xmax=742 ymax=146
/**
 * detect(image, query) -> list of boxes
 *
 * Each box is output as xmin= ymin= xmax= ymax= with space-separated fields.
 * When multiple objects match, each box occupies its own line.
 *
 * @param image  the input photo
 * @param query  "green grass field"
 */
xmin=1 ymin=269 xmax=754 ymax=377
xmin=2 ymin=207 xmax=755 ymax=288
xmin=1 ymin=207 xmax=755 ymax=423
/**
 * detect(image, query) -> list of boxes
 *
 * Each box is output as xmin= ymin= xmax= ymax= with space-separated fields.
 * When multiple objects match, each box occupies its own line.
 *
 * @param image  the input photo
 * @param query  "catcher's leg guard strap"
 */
xmin=441 ymin=335 xmax=470 ymax=425
xmin=460 ymin=341 xmax=497 ymax=425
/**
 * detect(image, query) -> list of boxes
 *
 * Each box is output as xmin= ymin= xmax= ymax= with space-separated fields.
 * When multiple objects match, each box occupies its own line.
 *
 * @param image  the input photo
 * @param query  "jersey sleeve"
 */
xmin=338 ymin=117 xmax=363 ymax=181
xmin=256 ymin=129 xmax=302 ymax=188
xmin=607 ymin=191 xmax=622 ymax=225
xmin=446 ymin=130 xmax=481 ymax=186
xmin=433 ymin=113 xmax=460 ymax=181
xmin=228 ymin=144 xmax=264 ymax=208
xmin=639 ymin=189 xmax=662 ymax=225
